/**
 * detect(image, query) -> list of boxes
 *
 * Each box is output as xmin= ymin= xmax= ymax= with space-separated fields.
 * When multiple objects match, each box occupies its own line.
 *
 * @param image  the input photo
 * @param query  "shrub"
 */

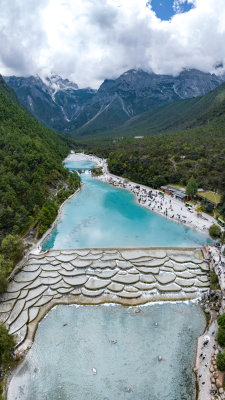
xmin=37 ymin=199 xmax=58 ymax=237
xmin=0 ymin=323 xmax=15 ymax=365
xmin=0 ymin=234 xmax=25 ymax=264
xmin=201 ymin=201 xmax=214 ymax=214
xmin=0 ymin=271 xmax=8 ymax=294
xmin=209 ymin=224 xmax=221 ymax=238
xmin=218 ymin=314 xmax=225 ymax=328
xmin=217 ymin=352 xmax=225 ymax=371
xmin=217 ymin=327 xmax=225 ymax=347
xmin=210 ymin=271 xmax=219 ymax=285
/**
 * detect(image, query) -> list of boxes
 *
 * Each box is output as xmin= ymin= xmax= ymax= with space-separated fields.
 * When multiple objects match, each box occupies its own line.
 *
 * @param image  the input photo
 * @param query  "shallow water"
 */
xmin=43 ymin=171 xmax=210 ymax=249
xmin=8 ymin=303 xmax=205 ymax=400
xmin=63 ymin=159 xmax=96 ymax=171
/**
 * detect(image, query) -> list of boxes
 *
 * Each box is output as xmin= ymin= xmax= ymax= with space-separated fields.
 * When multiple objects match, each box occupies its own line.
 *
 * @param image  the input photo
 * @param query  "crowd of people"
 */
xmin=98 ymin=172 xmax=214 ymax=235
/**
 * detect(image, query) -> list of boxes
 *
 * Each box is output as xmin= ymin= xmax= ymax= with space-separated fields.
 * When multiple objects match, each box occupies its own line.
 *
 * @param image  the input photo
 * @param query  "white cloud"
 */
xmin=173 ymin=0 xmax=195 ymax=14
xmin=0 ymin=0 xmax=225 ymax=88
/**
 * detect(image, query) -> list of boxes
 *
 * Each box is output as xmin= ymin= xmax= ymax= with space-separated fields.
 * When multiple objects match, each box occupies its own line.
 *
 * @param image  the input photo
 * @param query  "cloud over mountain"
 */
xmin=0 ymin=0 xmax=225 ymax=88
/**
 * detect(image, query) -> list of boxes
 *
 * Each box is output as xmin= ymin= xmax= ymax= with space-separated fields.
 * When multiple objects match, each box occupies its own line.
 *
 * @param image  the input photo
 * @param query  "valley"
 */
xmin=2 ymin=2 xmax=225 ymax=399
xmin=0 ymin=66 xmax=225 ymax=400
xmin=5 ymin=69 xmax=224 ymax=137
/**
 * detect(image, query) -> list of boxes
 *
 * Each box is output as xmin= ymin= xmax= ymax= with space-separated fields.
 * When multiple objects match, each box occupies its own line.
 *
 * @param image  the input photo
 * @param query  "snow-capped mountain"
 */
xmin=4 ymin=69 xmax=224 ymax=135
xmin=44 ymin=74 xmax=79 ymax=95
xmin=4 ymin=75 xmax=96 ymax=131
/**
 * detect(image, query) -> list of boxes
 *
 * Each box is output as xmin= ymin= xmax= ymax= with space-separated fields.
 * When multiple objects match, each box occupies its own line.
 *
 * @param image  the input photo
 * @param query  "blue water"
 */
xmin=42 ymin=160 xmax=210 ymax=249
xmin=7 ymin=303 xmax=205 ymax=400
xmin=64 ymin=159 xmax=96 ymax=171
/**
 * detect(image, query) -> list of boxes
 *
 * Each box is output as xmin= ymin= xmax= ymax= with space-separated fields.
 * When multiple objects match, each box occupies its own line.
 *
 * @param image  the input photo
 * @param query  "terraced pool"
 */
xmin=8 ymin=303 xmax=205 ymax=400
xmin=5 ymin=156 xmax=208 ymax=400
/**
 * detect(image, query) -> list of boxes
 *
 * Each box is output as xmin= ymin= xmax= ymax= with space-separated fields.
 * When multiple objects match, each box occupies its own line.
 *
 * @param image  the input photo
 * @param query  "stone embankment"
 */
xmin=0 ymin=247 xmax=209 ymax=355
xmin=196 ymin=245 xmax=225 ymax=400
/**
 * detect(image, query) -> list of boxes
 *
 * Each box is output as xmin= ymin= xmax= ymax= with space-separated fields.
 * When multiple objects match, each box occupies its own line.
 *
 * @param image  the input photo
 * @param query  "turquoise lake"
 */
xmin=7 ymin=303 xmax=205 ymax=400
xmin=42 ymin=159 xmax=210 ymax=249
xmin=64 ymin=159 xmax=96 ymax=171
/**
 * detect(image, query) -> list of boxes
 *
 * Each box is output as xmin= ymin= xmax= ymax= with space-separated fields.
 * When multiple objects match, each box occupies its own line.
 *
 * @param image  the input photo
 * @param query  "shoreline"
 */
xmin=62 ymin=151 xmax=216 ymax=240
xmin=93 ymin=154 xmax=214 ymax=240
xmin=6 ymin=299 xmax=205 ymax=400
xmin=36 ymin=185 xmax=82 ymax=252
xmin=34 ymin=152 xmax=102 ymax=252
xmin=29 ymin=150 xmax=213 ymax=256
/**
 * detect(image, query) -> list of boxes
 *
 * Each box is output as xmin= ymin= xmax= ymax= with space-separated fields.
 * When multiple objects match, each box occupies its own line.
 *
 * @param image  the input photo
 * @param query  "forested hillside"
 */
xmin=83 ymin=80 xmax=225 ymax=195
xmin=0 ymin=76 xmax=80 ymax=292
xmin=85 ymin=120 xmax=225 ymax=193
xmin=108 ymin=81 xmax=225 ymax=139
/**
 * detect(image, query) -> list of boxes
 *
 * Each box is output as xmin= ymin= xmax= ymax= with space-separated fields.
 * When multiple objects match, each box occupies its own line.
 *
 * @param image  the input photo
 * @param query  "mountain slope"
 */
xmin=75 ymin=69 xmax=224 ymax=136
xmin=76 ymin=80 xmax=225 ymax=141
xmin=4 ymin=75 xmax=96 ymax=132
xmin=5 ymin=69 xmax=223 ymax=136
xmin=0 ymin=75 xmax=81 ymax=293
xmin=0 ymin=75 xmax=79 ymax=243
xmin=106 ymin=81 xmax=225 ymax=138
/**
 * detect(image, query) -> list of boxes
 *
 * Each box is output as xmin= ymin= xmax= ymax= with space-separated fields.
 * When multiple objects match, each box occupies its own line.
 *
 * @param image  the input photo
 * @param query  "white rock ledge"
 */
xmin=0 ymin=247 xmax=209 ymax=354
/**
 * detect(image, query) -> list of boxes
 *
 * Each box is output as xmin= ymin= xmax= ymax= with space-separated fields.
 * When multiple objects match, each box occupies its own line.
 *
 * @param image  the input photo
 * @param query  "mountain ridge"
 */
xmin=4 ymin=69 xmax=224 ymax=136
xmin=92 ymin=80 xmax=225 ymax=140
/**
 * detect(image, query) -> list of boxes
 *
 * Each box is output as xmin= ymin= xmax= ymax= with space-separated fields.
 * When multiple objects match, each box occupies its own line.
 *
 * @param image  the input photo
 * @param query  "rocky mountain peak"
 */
xmin=4 ymin=68 xmax=225 ymax=135
xmin=44 ymin=74 xmax=79 ymax=93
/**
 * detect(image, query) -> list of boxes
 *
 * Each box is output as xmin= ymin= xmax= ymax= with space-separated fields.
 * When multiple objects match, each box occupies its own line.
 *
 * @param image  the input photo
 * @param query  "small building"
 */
xmin=197 ymin=190 xmax=220 ymax=207
xmin=160 ymin=186 xmax=188 ymax=202
xmin=174 ymin=190 xmax=187 ymax=201
xmin=161 ymin=186 xmax=174 ymax=196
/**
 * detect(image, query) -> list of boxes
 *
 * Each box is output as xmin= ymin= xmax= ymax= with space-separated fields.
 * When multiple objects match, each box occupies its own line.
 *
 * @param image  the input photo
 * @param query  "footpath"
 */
xmin=196 ymin=245 xmax=225 ymax=400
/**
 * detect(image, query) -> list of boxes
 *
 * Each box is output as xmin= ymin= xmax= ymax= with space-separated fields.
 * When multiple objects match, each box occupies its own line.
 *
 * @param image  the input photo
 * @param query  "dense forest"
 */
xmin=86 ymin=123 xmax=225 ymax=191
xmin=81 ymin=81 xmax=225 ymax=199
xmin=0 ymin=76 xmax=80 ymax=292
xmin=85 ymin=118 xmax=225 ymax=210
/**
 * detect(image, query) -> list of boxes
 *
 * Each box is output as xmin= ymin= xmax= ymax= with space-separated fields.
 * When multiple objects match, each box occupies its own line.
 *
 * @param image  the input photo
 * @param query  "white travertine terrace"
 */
xmin=0 ymin=248 xmax=210 ymax=353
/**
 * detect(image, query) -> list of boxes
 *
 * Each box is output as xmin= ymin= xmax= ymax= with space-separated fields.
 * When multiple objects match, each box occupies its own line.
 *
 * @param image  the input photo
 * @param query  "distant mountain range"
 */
xmin=4 ymin=74 xmax=96 ymax=133
xmin=4 ymin=69 xmax=224 ymax=137
xmin=107 ymin=80 xmax=225 ymax=139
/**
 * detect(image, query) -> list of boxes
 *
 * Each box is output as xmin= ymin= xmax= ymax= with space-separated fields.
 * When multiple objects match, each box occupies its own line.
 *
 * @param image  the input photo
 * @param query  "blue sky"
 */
xmin=149 ymin=0 xmax=195 ymax=20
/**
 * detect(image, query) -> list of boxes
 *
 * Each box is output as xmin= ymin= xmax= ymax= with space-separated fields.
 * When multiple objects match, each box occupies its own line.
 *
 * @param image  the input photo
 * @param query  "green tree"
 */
xmin=1 ymin=234 xmax=24 ymax=264
xmin=0 ymin=270 xmax=8 ymax=294
xmin=221 ymin=231 xmax=225 ymax=245
xmin=218 ymin=313 xmax=225 ymax=328
xmin=217 ymin=352 xmax=225 ymax=371
xmin=217 ymin=327 xmax=225 ymax=347
xmin=220 ymin=191 xmax=225 ymax=218
xmin=37 ymin=199 xmax=58 ymax=237
xmin=209 ymin=224 xmax=221 ymax=239
xmin=0 ymin=323 xmax=15 ymax=365
xmin=186 ymin=176 xmax=198 ymax=198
